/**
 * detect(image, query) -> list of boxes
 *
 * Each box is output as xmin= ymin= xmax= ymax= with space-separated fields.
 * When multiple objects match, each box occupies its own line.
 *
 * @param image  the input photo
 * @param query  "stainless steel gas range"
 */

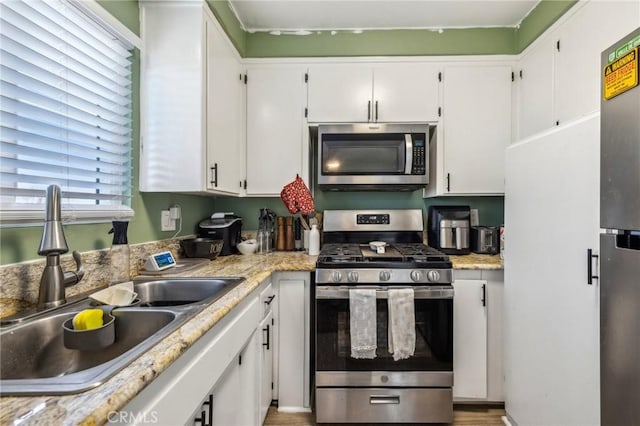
xmin=314 ymin=209 xmax=454 ymax=424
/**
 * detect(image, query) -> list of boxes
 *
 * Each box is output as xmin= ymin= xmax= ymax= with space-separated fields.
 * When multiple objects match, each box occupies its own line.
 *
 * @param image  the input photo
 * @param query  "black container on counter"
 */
xmin=198 ymin=213 xmax=242 ymax=255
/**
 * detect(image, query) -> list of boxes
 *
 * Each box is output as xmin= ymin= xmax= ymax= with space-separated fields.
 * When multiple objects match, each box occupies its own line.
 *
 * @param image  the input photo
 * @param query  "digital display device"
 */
xmin=145 ymin=251 xmax=176 ymax=271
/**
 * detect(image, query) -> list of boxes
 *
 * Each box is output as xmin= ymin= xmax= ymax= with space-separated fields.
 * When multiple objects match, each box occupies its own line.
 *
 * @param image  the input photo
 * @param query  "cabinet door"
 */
xmin=246 ymin=67 xmax=306 ymax=195
xmin=518 ymin=38 xmax=555 ymax=139
xmin=452 ymin=279 xmax=488 ymax=399
xmin=373 ymin=63 xmax=440 ymax=122
xmin=442 ymin=66 xmax=512 ymax=194
xmin=307 ymin=65 xmax=373 ymax=122
xmin=210 ymin=356 xmax=241 ymax=425
xmin=504 ymin=113 xmax=600 ymax=425
xmin=211 ymin=331 xmax=259 ymax=426
xmin=206 ymin=16 xmax=243 ymax=195
xmin=139 ymin=3 xmax=206 ymax=192
xmin=483 ymin=270 xmax=504 ymax=402
xmin=276 ymin=272 xmax=311 ymax=411
xmin=258 ymin=310 xmax=274 ymax=424
xmin=555 ymin=0 xmax=640 ymax=125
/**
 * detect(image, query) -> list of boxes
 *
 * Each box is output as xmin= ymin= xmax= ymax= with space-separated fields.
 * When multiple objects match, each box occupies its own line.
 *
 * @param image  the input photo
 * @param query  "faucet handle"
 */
xmin=64 ymin=250 xmax=85 ymax=286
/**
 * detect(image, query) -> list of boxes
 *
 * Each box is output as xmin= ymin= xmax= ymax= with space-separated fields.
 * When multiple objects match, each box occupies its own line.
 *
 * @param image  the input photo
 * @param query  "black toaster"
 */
xmin=470 ymin=226 xmax=500 ymax=255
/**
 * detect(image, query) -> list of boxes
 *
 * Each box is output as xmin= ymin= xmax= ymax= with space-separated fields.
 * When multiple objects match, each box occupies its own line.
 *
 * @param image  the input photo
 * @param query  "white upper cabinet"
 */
xmin=139 ymin=2 xmax=243 ymax=195
xmin=554 ymin=0 xmax=640 ymax=126
xmin=307 ymin=63 xmax=439 ymax=123
xmin=245 ymin=66 xmax=307 ymax=195
xmin=205 ymin=15 xmax=244 ymax=195
xmin=307 ymin=64 xmax=373 ymax=122
xmin=372 ymin=63 xmax=440 ymax=122
xmin=516 ymin=0 xmax=640 ymax=139
xmin=517 ymin=38 xmax=555 ymax=140
xmin=427 ymin=65 xmax=512 ymax=196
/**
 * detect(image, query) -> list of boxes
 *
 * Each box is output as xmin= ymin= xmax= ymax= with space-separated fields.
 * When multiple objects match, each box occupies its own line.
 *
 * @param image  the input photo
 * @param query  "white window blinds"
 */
xmin=0 ymin=0 xmax=134 ymax=224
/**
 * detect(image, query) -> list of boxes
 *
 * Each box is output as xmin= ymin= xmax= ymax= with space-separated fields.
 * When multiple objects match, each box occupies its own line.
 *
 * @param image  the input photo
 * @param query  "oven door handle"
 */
xmin=315 ymin=286 xmax=454 ymax=299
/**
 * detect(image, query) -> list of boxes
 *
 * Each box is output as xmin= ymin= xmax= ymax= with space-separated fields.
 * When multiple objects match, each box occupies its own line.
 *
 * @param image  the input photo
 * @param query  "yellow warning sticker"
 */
xmin=604 ymin=48 xmax=638 ymax=100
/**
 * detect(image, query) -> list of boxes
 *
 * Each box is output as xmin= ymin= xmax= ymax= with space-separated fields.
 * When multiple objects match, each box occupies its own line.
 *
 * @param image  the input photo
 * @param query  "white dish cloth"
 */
xmin=388 ymin=288 xmax=416 ymax=361
xmin=349 ymin=288 xmax=377 ymax=359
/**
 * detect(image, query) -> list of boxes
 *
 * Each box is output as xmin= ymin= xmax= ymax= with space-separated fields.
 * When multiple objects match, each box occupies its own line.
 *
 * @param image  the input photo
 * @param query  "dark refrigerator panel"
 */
xmin=600 ymin=28 xmax=640 ymax=231
xmin=600 ymin=234 xmax=640 ymax=425
xmin=600 ymin=27 xmax=640 ymax=426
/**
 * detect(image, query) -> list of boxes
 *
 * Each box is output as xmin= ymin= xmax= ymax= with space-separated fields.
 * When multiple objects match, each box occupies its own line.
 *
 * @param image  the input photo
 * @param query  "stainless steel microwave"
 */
xmin=317 ymin=123 xmax=430 ymax=190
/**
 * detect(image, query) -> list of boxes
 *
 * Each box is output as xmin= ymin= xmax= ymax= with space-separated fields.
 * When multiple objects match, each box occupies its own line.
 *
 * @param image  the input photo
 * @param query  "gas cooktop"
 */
xmin=317 ymin=243 xmax=451 ymax=269
xmin=316 ymin=210 xmax=453 ymax=284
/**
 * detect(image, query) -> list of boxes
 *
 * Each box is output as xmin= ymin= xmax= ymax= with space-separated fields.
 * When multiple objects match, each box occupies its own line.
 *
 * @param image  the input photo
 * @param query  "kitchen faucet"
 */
xmin=37 ymin=185 xmax=84 ymax=309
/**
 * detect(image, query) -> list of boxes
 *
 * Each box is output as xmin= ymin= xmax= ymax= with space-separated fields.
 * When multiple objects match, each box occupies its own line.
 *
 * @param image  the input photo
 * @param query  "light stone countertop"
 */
xmin=449 ymin=253 xmax=503 ymax=270
xmin=0 ymin=251 xmax=500 ymax=425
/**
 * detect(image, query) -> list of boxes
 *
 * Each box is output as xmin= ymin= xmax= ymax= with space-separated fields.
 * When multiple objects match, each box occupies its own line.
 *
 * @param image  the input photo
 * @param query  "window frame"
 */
xmin=0 ymin=0 xmax=142 ymax=228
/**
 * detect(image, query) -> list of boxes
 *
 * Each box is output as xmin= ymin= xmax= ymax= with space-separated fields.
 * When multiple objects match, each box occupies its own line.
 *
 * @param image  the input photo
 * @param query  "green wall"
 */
xmin=215 ymin=194 xmax=504 ymax=232
xmin=0 ymin=0 xmax=575 ymax=265
xmin=516 ymin=1 xmax=577 ymax=52
xmin=203 ymin=0 xmax=576 ymax=58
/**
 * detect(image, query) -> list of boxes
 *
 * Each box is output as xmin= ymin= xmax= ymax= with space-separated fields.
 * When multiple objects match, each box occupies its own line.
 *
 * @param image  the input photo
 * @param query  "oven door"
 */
xmin=315 ymin=285 xmax=453 ymax=387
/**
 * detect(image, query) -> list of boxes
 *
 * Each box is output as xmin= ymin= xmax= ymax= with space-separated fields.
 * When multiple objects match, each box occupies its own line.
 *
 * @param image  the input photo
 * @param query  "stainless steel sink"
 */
xmin=133 ymin=277 xmax=244 ymax=307
xmin=0 ymin=277 xmax=245 ymax=395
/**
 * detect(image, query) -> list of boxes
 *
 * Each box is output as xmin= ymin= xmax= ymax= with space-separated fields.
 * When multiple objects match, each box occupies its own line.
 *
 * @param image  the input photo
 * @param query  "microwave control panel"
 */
xmin=411 ymin=136 xmax=426 ymax=175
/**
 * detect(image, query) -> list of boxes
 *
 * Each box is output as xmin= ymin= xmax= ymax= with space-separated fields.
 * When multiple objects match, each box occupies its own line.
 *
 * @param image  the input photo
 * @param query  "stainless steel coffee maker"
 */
xmin=427 ymin=206 xmax=471 ymax=255
xmin=257 ymin=208 xmax=276 ymax=253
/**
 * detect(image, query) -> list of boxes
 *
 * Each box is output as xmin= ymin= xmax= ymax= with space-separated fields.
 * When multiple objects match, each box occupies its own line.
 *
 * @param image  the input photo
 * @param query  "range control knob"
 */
xmin=331 ymin=271 xmax=343 ymax=283
xmin=347 ymin=271 xmax=359 ymax=283
xmin=379 ymin=270 xmax=391 ymax=282
xmin=410 ymin=270 xmax=424 ymax=282
xmin=427 ymin=270 xmax=441 ymax=282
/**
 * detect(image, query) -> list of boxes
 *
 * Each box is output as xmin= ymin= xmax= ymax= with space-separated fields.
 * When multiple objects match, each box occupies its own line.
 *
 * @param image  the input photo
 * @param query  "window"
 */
xmin=0 ymin=0 xmax=139 ymax=225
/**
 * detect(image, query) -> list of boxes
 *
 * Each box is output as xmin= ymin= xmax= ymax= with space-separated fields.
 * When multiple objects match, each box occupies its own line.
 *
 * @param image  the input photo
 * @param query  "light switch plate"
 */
xmin=161 ymin=210 xmax=176 ymax=231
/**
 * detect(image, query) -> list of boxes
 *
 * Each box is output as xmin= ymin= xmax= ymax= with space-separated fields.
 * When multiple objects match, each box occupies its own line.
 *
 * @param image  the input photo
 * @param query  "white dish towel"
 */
xmin=388 ymin=288 xmax=416 ymax=361
xmin=349 ymin=288 xmax=377 ymax=359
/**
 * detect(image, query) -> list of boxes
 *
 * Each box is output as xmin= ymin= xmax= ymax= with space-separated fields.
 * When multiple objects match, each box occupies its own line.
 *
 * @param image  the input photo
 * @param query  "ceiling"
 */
xmin=228 ymin=0 xmax=540 ymax=34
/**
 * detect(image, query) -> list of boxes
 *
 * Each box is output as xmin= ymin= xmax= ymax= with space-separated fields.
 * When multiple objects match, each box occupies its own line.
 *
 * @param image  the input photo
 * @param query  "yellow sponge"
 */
xmin=72 ymin=309 xmax=104 ymax=331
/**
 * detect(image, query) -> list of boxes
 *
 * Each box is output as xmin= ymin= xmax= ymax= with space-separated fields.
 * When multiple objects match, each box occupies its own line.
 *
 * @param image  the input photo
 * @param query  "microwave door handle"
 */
xmin=455 ymin=227 xmax=462 ymax=250
xmin=404 ymin=134 xmax=412 ymax=174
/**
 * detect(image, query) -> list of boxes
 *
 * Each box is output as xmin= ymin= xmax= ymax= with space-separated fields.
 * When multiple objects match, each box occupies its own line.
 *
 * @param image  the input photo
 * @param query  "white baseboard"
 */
xmin=277 ymin=406 xmax=312 ymax=413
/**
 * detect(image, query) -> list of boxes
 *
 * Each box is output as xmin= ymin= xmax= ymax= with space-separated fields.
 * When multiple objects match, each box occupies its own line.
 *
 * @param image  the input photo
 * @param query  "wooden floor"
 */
xmin=264 ymin=405 xmax=506 ymax=425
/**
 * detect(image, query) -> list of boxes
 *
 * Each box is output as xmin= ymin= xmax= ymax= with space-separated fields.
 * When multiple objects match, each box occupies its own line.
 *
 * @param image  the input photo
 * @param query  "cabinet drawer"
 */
xmin=259 ymin=282 xmax=274 ymax=316
xmin=315 ymin=388 xmax=452 ymax=423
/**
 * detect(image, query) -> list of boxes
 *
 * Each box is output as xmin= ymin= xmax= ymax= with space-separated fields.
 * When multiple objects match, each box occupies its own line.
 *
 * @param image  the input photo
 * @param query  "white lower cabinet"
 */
xmin=258 ymin=282 xmax=276 ymax=423
xmin=274 ymin=271 xmax=311 ymax=412
xmin=211 ymin=330 xmax=259 ymax=425
xmin=120 ymin=279 xmax=271 ymax=425
xmin=453 ymin=270 xmax=504 ymax=402
xmin=258 ymin=310 xmax=274 ymax=423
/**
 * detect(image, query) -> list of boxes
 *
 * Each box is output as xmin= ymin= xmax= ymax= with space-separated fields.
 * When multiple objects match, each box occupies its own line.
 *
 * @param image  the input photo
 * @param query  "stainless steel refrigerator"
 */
xmin=600 ymin=27 xmax=640 ymax=426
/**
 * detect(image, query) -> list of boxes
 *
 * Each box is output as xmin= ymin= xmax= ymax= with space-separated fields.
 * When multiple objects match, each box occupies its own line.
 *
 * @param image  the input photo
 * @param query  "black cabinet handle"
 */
xmin=210 ymin=163 xmax=218 ymax=187
xmin=481 ymin=283 xmax=486 ymax=307
xmin=263 ymin=324 xmax=270 ymax=350
xmin=202 ymin=394 xmax=213 ymax=426
xmin=194 ymin=410 xmax=206 ymax=425
xmin=587 ymin=248 xmax=599 ymax=285
xmin=367 ymin=100 xmax=371 ymax=121
xmin=264 ymin=295 xmax=276 ymax=306
xmin=375 ymin=101 xmax=379 ymax=122
xmin=446 ymin=173 xmax=451 ymax=192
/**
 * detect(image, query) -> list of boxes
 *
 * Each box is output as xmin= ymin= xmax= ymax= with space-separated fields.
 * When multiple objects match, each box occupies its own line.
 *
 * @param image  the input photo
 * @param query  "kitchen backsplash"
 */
xmin=0 ymin=237 xmax=184 ymax=305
